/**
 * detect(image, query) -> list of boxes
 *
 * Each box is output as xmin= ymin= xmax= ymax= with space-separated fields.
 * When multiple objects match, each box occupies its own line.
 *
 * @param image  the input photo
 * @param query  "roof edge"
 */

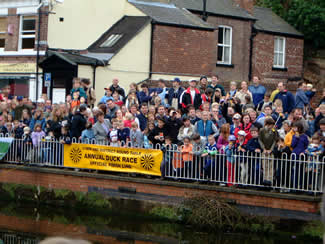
xmin=254 ymin=27 xmax=304 ymax=39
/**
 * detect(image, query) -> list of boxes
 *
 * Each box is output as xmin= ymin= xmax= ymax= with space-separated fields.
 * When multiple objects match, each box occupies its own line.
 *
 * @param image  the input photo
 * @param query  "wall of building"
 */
xmin=252 ymin=32 xmax=304 ymax=84
xmin=94 ymin=23 xmax=152 ymax=100
xmin=151 ymin=25 xmax=216 ymax=77
xmin=48 ymin=0 xmax=128 ymax=50
xmin=206 ymin=16 xmax=253 ymax=83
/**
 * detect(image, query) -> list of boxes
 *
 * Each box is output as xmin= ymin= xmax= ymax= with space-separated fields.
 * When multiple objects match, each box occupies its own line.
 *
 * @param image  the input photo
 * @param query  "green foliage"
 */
xmin=256 ymin=0 xmax=325 ymax=49
xmin=85 ymin=192 xmax=111 ymax=208
xmin=54 ymin=189 xmax=71 ymax=199
xmin=302 ymin=220 xmax=324 ymax=240
xmin=149 ymin=206 xmax=179 ymax=221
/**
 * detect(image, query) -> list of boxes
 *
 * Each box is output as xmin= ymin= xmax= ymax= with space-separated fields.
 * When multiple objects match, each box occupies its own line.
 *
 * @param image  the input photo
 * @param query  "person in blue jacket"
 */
xmin=139 ymin=83 xmax=158 ymax=104
xmin=248 ymin=76 xmax=266 ymax=107
xmin=167 ymin=78 xmax=184 ymax=110
xmin=274 ymin=82 xmax=295 ymax=114
xmin=295 ymin=81 xmax=309 ymax=110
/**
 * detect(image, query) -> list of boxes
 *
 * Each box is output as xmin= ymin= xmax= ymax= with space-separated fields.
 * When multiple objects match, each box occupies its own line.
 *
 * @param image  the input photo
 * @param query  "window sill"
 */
xmin=272 ymin=67 xmax=288 ymax=71
xmin=0 ymin=50 xmax=45 ymax=56
xmin=216 ymin=63 xmax=234 ymax=68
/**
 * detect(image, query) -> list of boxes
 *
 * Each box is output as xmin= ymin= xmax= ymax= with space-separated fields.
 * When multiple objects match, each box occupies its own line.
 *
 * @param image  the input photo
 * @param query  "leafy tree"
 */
xmin=255 ymin=0 xmax=325 ymax=49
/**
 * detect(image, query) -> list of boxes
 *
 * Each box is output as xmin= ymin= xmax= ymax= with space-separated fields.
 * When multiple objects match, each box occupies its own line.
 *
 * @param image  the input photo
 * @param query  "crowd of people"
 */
xmin=0 ymin=75 xmax=325 ymax=190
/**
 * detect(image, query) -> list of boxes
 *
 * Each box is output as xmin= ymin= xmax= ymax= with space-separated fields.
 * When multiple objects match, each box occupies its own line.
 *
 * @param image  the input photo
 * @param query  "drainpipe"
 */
xmin=149 ymin=23 xmax=155 ymax=80
xmin=248 ymin=25 xmax=257 ymax=82
xmin=35 ymin=0 xmax=43 ymax=101
xmin=92 ymin=64 xmax=97 ymax=90
xmin=202 ymin=0 xmax=208 ymax=21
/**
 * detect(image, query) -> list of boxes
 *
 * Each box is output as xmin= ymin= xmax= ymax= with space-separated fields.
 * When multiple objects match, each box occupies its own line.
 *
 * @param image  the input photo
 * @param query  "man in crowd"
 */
xmin=248 ymin=76 xmax=266 ymax=107
xmin=274 ymin=82 xmax=295 ymax=114
xmin=181 ymin=79 xmax=202 ymax=112
xmin=110 ymin=78 xmax=125 ymax=98
xmin=168 ymin=78 xmax=184 ymax=109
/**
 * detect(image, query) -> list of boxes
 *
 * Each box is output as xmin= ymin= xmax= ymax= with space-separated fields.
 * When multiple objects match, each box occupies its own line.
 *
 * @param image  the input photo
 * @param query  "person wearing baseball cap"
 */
xmin=181 ymin=79 xmax=202 ymax=112
xmin=168 ymin=78 xmax=184 ymax=109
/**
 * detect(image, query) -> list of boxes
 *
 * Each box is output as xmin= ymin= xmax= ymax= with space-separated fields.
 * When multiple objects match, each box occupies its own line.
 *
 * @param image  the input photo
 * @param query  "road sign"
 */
xmin=44 ymin=73 xmax=51 ymax=87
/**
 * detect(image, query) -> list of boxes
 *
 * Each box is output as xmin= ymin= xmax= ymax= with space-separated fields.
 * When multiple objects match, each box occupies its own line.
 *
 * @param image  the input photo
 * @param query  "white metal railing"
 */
xmin=0 ymin=233 xmax=39 ymax=244
xmin=1 ymin=134 xmax=324 ymax=194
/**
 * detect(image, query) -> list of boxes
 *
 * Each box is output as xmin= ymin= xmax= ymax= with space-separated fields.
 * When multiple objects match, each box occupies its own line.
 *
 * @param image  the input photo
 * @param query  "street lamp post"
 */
xmin=35 ymin=0 xmax=43 ymax=101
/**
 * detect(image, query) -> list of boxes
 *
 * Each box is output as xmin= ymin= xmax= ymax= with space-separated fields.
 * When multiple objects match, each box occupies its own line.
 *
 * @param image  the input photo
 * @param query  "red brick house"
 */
xmin=0 ymin=1 xmax=48 ymax=100
xmin=129 ymin=0 xmax=304 ymax=85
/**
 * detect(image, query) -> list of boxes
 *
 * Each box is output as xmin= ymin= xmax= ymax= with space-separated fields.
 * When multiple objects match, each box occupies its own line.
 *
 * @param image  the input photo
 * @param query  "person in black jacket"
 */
xmin=70 ymin=105 xmax=87 ymax=139
xmin=137 ymin=103 xmax=148 ymax=132
xmin=181 ymin=79 xmax=202 ymax=112
xmin=148 ymin=117 xmax=169 ymax=148
xmin=166 ymin=108 xmax=182 ymax=144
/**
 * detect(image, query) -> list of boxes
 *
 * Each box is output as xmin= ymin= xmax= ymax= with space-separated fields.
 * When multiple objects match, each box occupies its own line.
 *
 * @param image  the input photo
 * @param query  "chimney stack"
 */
xmin=233 ymin=0 xmax=254 ymax=14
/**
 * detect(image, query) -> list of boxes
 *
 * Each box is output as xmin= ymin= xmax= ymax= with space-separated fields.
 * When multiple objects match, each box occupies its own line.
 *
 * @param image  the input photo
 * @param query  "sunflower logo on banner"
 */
xmin=70 ymin=147 xmax=82 ymax=164
xmin=140 ymin=154 xmax=154 ymax=171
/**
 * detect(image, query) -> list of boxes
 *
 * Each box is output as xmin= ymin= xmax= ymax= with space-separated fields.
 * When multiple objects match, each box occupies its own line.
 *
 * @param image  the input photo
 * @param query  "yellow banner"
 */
xmin=64 ymin=144 xmax=162 ymax=176
xmin=0 ymin=63 xmax=36 ymax=73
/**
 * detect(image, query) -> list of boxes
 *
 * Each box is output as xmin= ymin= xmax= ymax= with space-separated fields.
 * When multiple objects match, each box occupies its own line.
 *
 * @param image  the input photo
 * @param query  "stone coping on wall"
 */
xmin=0 ymin=164 xmax=321 ymax=204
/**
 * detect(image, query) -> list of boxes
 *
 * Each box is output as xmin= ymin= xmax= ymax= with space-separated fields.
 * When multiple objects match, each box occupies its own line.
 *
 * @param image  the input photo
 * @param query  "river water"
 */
xmin=0 ymin=201 xmax=321 ymax=244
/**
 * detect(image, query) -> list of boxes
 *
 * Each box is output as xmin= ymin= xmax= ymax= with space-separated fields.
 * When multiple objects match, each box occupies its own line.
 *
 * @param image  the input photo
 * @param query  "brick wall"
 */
xmin=151 ymin=24 xmax=216 ymax=76
xmin=252 ymin=32 xmax=304 ymax=85
xmin=206 ymin=16 xmax=253 ymax=82
xmin=4 ymin=6 xmax=48 ymax=52
xmin=0 ymin=167 xmax=320 ymax=214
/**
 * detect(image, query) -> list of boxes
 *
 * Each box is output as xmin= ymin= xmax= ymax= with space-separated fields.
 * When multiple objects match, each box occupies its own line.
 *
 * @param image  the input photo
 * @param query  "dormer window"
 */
xmin=100 ymin=34 xmax=123 ymax=48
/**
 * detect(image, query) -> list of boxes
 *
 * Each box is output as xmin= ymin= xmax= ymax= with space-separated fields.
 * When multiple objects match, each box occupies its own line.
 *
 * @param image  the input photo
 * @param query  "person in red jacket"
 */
xmin=234 ymin=113 xmax=252 ymax=143
xmin=181 ymin=79 xmax=202 ymax=112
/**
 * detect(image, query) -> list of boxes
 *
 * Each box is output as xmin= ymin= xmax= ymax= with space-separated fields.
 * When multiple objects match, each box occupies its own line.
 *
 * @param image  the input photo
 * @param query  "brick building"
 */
xmin=0 ymin=0 xmax=48 ymax=100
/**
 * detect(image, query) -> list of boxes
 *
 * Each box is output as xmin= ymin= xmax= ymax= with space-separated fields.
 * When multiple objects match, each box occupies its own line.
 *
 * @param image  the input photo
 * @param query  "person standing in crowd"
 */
xmin=148 ymin=117 xmax=169 ymax=147
xmin=258 ymin=118 xmax=278 ymax=186
xmin=177 ymin=117 xmax=195 ymax=142
xmin=274 ymin=82 xmax=295 ymax=114
xmin=100 ymin=86 xmax=114 ymax=104
xmin=139 ymin=83 xmax=156 ymax=104
xmin=198 ymin=75 xmax=208 ymax=94
xmin=208 ymin=74 xmax=226 ymax=97
xmin=157 ymin=79 xmax=168 ymax=107
xmin=168 ymin=78 xmax=184 ymax=109
xmin=248 ymin=76 xmax=266 ymax=107
xmin=14 ymin=96 xmax=31 ymax=120
xmin=181 ymin=79 xmax=202 ymax=111
xmin=295 ymin=81 xmax=309 ymax=110
xmin=106 ymin=98 xmax=119 ymax=120
xmin=137 ymin=103 xmax=148 ymax=131
xmin=70 ymin=105 xmax=87 ymax=139
xmin=235 ymin=81 xmax=253 ymax=105
xmin=110 ymin=78 xmax=125 ymax=99
xmin=93 ymin=110 xmax=112 ymax=144
xmin=70 ymin=78 xmax=87 ymax=99
xmin=194 ymin=111 xmax=219 ymax=143
xmin=81 ymin=78 xmax=96 ymax=107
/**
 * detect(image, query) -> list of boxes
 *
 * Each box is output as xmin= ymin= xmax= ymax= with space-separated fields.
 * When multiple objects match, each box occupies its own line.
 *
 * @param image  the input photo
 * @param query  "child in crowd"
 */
xmin=81 ymin=122 xmax=95 ymax=143
xmin=305 ymin=135 xmax=324 ymax=191
xmin=272 ymin=106 xmax=286 ymax=129
xmin=123 ymin=112 xmax=134 ymax=128
xmin=273 ymin=138 xmax=291 ymax=190
xmin=80 ymin=96 xmax=87 ymax=107
xmin=181 ymin=136 xmax=193 ymax=178
xmin=71 ymin=91 xmax=81 ymax=110
xmin=130 ymin=122 xmax=144 ymax=148
xmin=70 ymin=78 xmax=87 ymax=99
xmin=278 ymin=120 xmax=291 ymax=140
xmin=225 ymin=135 xmax=237 ymax=186
xmin=13 ymin=120 xmax=24 ymax=139
xmin=246 ymin=126 xmax=262 ymax=185
xmin=256 ymin=93 xmax=272 ymax=113
xmin=228 ymin=81 xmax=237 ymax=98
xmin=59 ymin=125 xmax=71 ymax=145
xmin=236 ymin=130 xmax=248 ymax=185
xmin=217 ymin=123 xmax=230 ymax=154
xmin=143 ymin=127 xmax=152 ymax=149
xmin=108 ymin=118 xmax=120 ymax=147
xmin=118 ymin=120 xmax=130 ymax=146
xmin=202 ymin=135 xmax=217 ymax=179
xmin=31 ymin=123 xmax=45 ymax=147
xmin=23 ymin=126 xmax=33 ymax=163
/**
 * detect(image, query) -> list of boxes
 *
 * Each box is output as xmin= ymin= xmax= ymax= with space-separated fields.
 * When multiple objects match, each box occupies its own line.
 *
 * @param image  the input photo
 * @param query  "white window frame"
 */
xmin=18 ymin=15 xmax=36 ymax=51
xmin=273 ymin=36 xmax=286 ymax=68
xmin=217 ymin=25 xmax=232 ymax=65
xmin=0 ymin=17 xmax=7 ymax=50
